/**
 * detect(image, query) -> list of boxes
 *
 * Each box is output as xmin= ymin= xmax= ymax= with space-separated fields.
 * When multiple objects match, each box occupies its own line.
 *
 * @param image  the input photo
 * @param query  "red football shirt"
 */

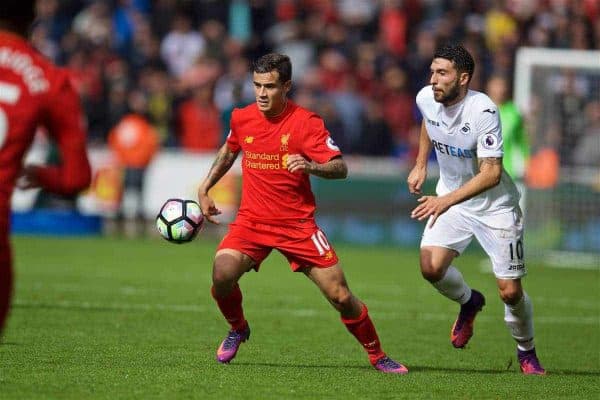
xmin=226 ymin=101 xmax=341 ymax=224
xmin=0 ymin=31 xmax=91 ymax=229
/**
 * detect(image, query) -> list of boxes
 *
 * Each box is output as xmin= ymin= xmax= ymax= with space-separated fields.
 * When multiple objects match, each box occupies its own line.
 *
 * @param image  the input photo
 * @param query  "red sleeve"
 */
xmin=302 ymin=114 xmax=342 ymax=163
xmin=34 ymin=71 xmax=91 ymax=195
xmin=225 ymin=108 xmax=240 ymax=152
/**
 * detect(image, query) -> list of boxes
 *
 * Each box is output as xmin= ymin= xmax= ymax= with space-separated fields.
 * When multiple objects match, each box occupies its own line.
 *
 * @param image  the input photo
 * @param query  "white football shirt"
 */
xmin=416 ymin=85 xmax=520 ymax=214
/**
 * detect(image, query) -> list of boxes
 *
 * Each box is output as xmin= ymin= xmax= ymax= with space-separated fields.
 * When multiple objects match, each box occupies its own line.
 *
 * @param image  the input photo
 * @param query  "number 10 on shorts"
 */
xmin=311 ymin=230 xmax=331 ymax=256
xmin=509 ymin=239 xmax=524 ymax=261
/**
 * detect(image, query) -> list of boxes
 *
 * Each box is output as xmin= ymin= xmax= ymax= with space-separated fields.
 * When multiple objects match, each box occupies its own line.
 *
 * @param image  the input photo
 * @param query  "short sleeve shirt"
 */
xmin=227 ymin=101 xmax=341 ymax=224
xmin=416 ymin=85 xmax=520 ymax=214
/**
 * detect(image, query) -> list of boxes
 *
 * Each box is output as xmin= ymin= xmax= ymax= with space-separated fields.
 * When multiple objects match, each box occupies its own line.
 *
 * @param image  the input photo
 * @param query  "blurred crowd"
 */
xmin=30 ymin=0 xmax=600 ymax=163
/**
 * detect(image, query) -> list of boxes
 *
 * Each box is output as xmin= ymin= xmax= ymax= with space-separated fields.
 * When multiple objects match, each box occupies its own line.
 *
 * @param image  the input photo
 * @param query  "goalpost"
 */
xmin=513 ymin=47 xmax=600 ymax=268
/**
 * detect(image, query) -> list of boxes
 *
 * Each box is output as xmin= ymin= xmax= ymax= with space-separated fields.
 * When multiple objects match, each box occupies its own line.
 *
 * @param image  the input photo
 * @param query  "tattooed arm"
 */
xmin=198 ymin=143 xmax=240 ymax=224
xmin=410 ymin=156 xmax=504 ymax=227
xmin=286 ymin=155 xmax=348 ymax=179
xmin=445 ymin=156 xmax=503 ymax=203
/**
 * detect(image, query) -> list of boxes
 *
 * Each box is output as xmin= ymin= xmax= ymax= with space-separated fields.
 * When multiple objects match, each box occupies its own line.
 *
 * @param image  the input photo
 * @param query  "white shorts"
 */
xmin=420 ymin=206 xmax=526 ymax=279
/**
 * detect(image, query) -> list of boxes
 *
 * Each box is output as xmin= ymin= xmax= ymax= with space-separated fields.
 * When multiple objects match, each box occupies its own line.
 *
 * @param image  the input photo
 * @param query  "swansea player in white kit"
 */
xmin=407 ymin=44 xmax=545 ymax=375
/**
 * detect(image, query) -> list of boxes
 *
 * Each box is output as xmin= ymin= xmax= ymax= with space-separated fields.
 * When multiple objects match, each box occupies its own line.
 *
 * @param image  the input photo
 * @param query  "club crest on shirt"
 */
xmin=326 ymin=137 xmax=340 ymax=151
xmin=481 ymin=133 xmax=499 ymax=150
xmin=460 ymin=123 xmax=471 ymax=135
xmin=280 ymin=133 xmax=290 ymax=151
xmin=244 ymin=136 xmax=254 ymax=144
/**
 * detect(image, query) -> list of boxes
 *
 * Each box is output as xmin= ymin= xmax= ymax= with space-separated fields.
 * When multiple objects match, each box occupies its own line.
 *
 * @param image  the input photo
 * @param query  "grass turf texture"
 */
xmin=1 ymin=236 xmax=598 ymax=399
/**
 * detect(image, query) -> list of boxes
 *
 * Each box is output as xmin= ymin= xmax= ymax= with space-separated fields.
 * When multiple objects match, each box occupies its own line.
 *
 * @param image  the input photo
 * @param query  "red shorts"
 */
xmin=217 ymin=219 xmax=339 ymax=271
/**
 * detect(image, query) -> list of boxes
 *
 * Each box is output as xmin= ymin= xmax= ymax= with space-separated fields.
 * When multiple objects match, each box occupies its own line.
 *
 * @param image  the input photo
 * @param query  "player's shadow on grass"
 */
xmin=410 ymin=365 xmax=600 ymax=376
xmin=236 ymin=361 xmax=368 ymax=370
xmin=236 ymin=362 xmax=503 ymax=374
xmin=236 ymin=362 xmax=600 ymax=376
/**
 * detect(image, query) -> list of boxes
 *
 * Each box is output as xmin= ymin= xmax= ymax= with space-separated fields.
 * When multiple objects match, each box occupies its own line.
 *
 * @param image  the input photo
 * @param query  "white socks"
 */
xmin=432 ymin=266 xmax=472 ymax=305
xmin=504 ymin=292 xmax=535 ymax=351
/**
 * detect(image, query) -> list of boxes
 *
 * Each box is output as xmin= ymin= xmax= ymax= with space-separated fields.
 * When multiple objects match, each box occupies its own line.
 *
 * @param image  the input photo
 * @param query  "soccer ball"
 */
xmin=156 ymin=198 xmax=204 ymax=244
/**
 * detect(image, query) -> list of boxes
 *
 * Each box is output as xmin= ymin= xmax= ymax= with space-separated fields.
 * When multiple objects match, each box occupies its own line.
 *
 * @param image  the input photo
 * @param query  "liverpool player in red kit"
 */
xmin=198 ymin=53 xmax=407 ymax=373
xmin=0 ymin=1 xmax=91 ymax=335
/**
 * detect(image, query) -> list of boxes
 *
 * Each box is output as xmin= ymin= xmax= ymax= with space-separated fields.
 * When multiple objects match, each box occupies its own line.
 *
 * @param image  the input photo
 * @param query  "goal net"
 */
xmin=514 ymin=47 xmax=600 ymax=268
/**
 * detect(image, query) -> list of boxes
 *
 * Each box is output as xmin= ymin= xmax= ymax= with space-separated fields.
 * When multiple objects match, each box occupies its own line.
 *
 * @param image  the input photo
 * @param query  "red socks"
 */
xmin=341 ymin=304 xmax=385 ymax=364
xmin=211 ymin=284 xmax=248 ymax=332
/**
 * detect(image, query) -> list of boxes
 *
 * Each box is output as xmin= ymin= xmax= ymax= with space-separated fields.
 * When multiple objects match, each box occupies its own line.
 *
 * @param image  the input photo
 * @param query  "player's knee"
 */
xmin=419 ymin=251 xmax=448 ymax=282
xmin=499 ymin=286 xmax=523 ymax=305
xmin=212 ymin=257 xmax=241 ymax=289
xmin=420 ymin=262 xmax=445 ymax=282
xmin=328 ymin=287 xmax=353 ymax=310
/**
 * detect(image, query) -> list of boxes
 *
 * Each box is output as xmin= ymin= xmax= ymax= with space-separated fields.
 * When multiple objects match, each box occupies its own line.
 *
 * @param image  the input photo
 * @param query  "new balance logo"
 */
xmin=483 ymin=109 xmax=496 ymax=114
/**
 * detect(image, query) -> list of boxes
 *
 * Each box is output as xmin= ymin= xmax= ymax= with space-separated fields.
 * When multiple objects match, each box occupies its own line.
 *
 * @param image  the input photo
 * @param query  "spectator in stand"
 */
xmin=358 ymin=99 xmax=394 ymax=156
xmin=31 ymin=21 xmax=60 ymax=62
xmin=160 ymin=12 xmax=205 ymax=78
xmin=214 ymin=56 xmax=255 ymax=113
xmin=35 ymin=0 xmax=70 ymax=45
xmin=178 ymin=83 xmax=222 ymax=152
xmin=329 ymin=76 xmax=365 ymax=153
xmin=484 ymin=0 xmax=518 ymax=53
xmin=378 ymin=0 xmax=408 ymax=58
xmin=380 ymin=65 xmax=415 ymax=158
xmin=406 ymin=28 xmax=437 ymax=95
xmin=572 ymin=101 xmax=600 ymax=167
xmin=72 ymin=0 xmax=113 ymax=47
xmin=552 ymin=70 xmax=589 ymax=165
xmin=201 ymin=20 xmax=228 ymax=62
xmin=141 ymin=67 xmax=175 ymax=146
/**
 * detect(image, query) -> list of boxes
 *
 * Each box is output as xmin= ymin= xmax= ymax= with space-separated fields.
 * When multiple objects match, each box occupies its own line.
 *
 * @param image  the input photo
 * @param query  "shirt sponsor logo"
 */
xmin=244 ymin=151 xmax=282 ymax=170
xmin=431 ymin=139 xmax=476 ymax=159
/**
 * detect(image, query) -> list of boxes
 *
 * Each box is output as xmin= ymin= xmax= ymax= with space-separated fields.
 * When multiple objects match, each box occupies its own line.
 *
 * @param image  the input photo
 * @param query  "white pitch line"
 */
xmin=13 ymin=300 xmax=599 ymax=326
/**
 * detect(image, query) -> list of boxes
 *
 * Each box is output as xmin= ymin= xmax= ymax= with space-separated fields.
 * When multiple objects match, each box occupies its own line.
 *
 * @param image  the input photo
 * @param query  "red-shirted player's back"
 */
xmin=0 ymin=32 xmax=80 ymax=210
xmin=227 ymin=101 xmax=341 ymax=226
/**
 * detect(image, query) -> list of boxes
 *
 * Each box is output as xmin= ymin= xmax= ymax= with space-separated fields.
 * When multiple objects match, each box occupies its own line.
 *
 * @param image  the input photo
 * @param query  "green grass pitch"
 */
xmin=1 ymin=236 xmax=598 ymax=399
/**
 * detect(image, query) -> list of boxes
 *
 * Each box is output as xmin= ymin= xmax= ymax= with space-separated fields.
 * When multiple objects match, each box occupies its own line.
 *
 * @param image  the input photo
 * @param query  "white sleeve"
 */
xmin=475 ymin=105 xmax=503 ymax=158
xmin=415 ymin=85 xmax=432 ymax=117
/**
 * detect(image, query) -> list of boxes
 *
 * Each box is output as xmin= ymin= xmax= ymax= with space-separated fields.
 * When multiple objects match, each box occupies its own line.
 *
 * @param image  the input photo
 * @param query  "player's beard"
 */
xmin=435 ymin=80 xmax=461 ymax=106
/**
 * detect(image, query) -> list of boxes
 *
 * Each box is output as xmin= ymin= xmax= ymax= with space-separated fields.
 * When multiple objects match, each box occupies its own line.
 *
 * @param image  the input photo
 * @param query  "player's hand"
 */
xmin=410 ymin=195 xmax=452 ymax=228
xmin=16 ymin=165 xmax=41 ymax=190
xmin=198 ymin=192 xmax=222 ymax=225
xmin=407 ymin=165 xmax=427 ymax=195
xmin=286 ymin=154 xmax=314 ymax=174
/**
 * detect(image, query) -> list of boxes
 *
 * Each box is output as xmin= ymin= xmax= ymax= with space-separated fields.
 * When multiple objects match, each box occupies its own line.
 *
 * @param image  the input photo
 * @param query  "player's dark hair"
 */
xmin=252 ymin=53 xmax=292 ymax=83
xmin=434 ymin=44 xmax=475 ymax=82
xmin=0 ymin=0 xmax=36 ymax=34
